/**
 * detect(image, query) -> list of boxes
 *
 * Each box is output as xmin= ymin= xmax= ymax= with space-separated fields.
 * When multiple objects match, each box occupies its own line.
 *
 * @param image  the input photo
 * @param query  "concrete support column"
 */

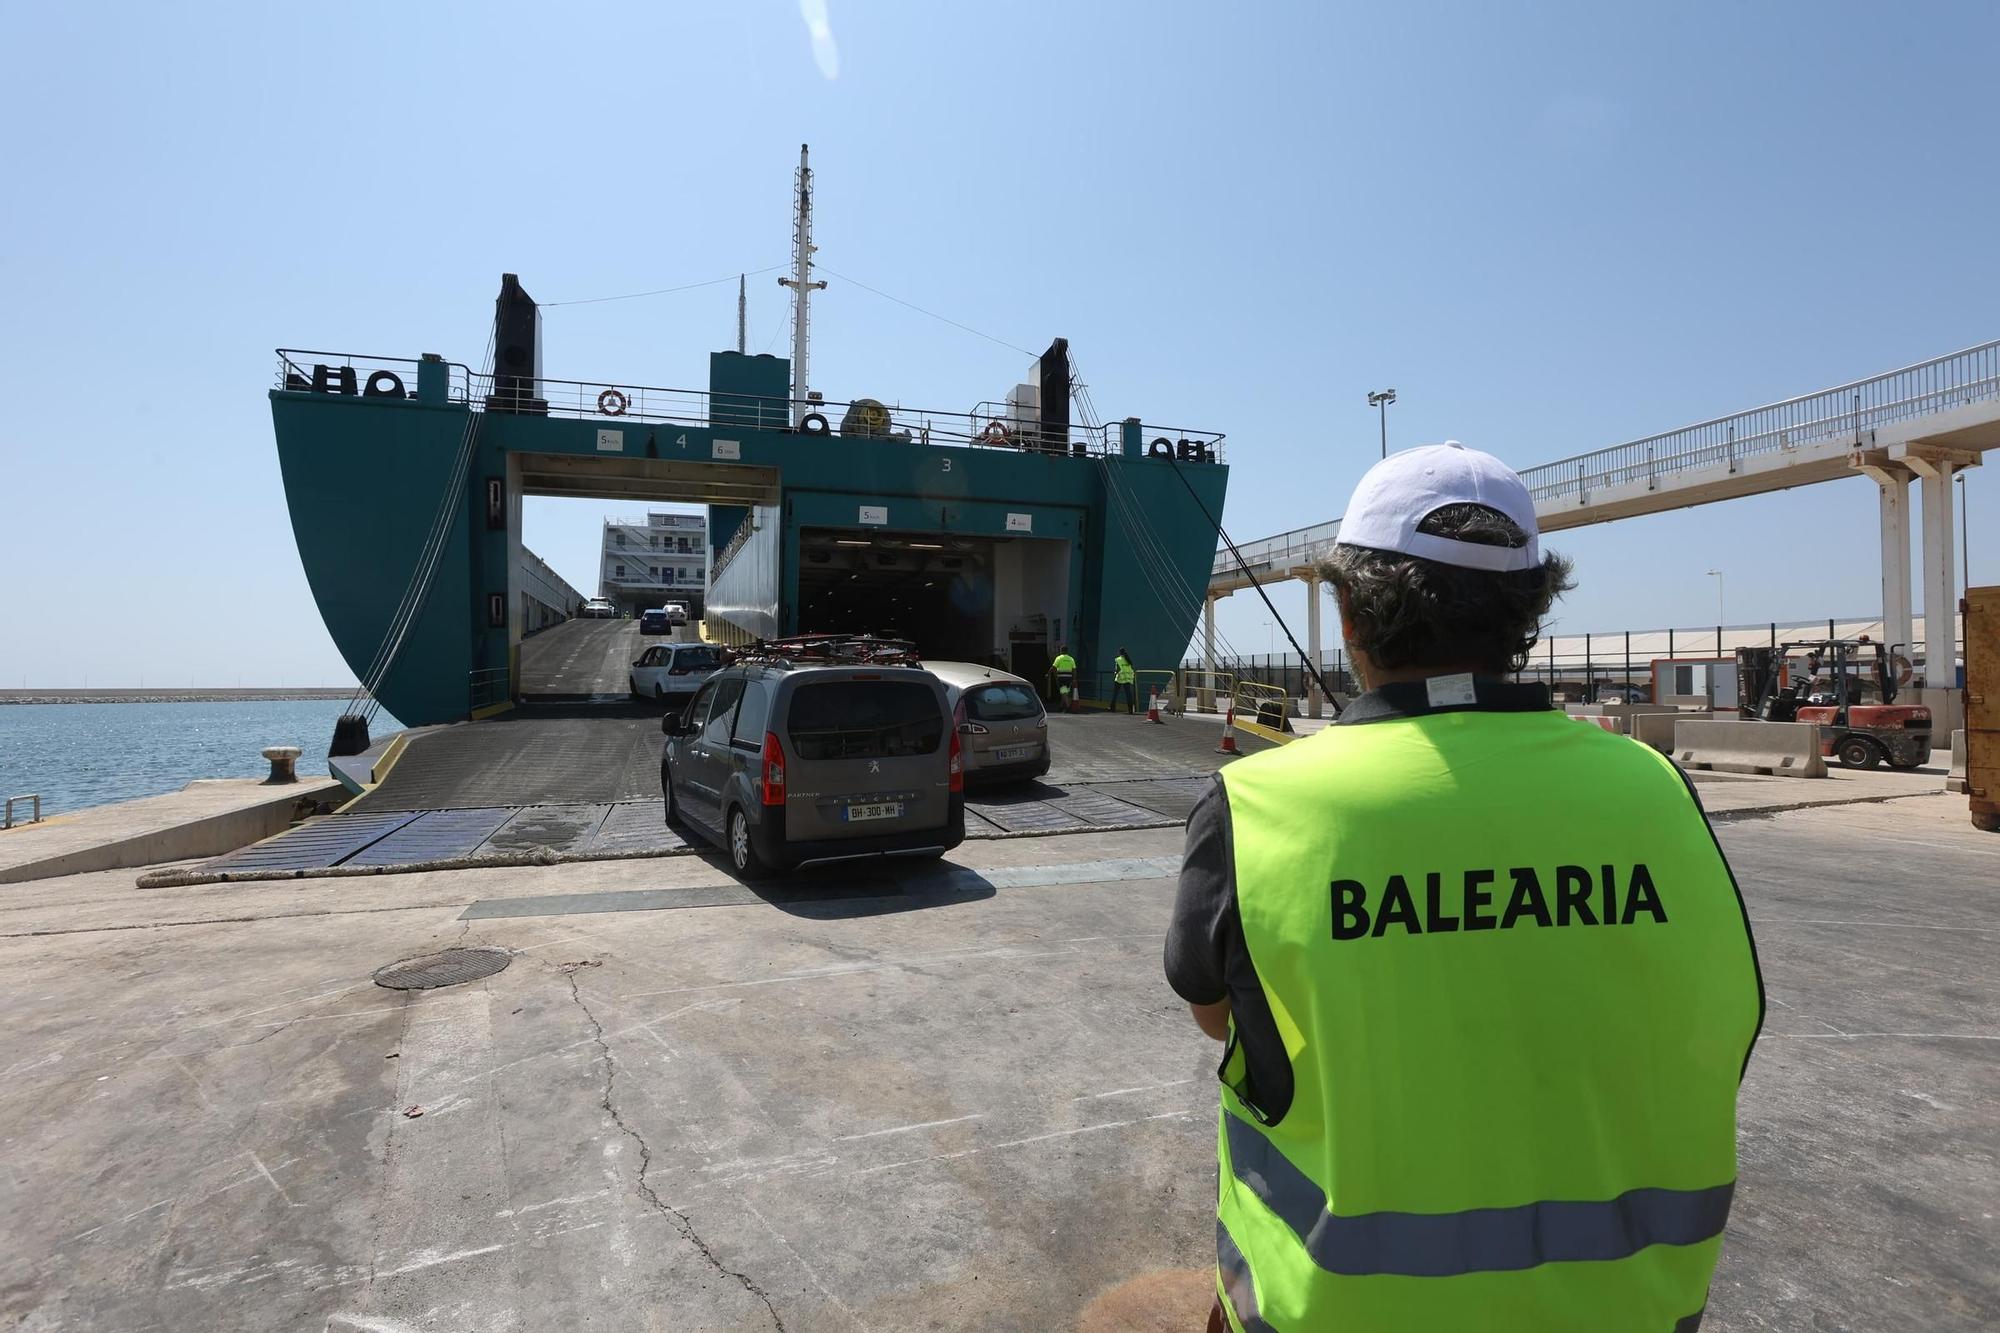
xmin=1199 ymin=595 xmax=1218 ymax=712
xmin=1862 ymin=464 xmax=1914 ymax=659
xmin=1916 ymin=462 xmax=1962 ymax=678
xmin=1305 ymin=574 xmax=1324 ymax=719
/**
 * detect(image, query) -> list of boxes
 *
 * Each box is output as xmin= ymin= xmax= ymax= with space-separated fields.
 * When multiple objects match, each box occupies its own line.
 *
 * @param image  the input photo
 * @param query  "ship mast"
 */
xmin=777 ymin=144 xmax=827 ymax=425
xmin=736 ymin=274 xmax=747 ymax=354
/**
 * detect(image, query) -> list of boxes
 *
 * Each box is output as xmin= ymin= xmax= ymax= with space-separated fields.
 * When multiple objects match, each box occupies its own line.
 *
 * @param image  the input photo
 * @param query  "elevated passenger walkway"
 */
xmin=1210 ymin=339 xmax=2000 ymax=713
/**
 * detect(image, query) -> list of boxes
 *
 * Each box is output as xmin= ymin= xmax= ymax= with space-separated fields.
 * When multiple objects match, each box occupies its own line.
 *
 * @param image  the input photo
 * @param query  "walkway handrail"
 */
xmin=1519 ymin=336 xmax=2000 ymax=502
xmin=1217 ymin=336 xmax=2000 ymax=576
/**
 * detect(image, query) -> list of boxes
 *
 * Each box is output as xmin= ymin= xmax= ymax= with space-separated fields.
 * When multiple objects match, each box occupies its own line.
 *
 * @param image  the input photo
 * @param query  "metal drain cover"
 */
xmin=373 ymin=946 xmax=513 ymax=990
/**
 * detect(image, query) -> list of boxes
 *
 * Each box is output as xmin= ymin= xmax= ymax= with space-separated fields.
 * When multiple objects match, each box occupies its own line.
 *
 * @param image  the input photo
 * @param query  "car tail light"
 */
xmin=760 ymin=732 xmax=786 ymax=806
xmin=948 ymin=725 xmax=964 ymax=793
xmin=954 ymin=698 xmax=988 ymax=735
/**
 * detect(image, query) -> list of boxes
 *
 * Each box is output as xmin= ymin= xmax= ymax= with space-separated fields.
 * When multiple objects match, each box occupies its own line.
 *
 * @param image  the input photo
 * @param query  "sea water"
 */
xmin=0 ymin=701 xmax=403 ymax=817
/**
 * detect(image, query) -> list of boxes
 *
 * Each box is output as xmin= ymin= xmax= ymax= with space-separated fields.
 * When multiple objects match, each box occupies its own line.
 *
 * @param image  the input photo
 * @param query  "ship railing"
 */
xmin=467 ymin=667 xmax=511 ymax=713
xmin=278 ymin=351 xmax=1230 ymax=463
xmin=275 ymin=349 xmax=474 ymax=402
xmin=963 ymin=403 xmax=1230 ymax=464
xmin=463 ymin=369 xmax=1225 ymax=460
xmin=709 ymin=515 xmax=760 ymax=582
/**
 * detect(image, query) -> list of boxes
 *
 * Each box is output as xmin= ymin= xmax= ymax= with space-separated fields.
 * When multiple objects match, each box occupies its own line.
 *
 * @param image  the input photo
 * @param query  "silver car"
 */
xmin=662 ymin=661 xmax=964 ymax=876
xmin=631 ymin=643 xmax=723 ymax=701
xmin=924 ymin=661 xmax=1052 ymax=786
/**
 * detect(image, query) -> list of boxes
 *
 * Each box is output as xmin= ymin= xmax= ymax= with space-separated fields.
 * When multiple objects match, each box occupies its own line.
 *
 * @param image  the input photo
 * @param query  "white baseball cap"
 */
xmin=1332 ymin=441 xmax=1541 ymax=573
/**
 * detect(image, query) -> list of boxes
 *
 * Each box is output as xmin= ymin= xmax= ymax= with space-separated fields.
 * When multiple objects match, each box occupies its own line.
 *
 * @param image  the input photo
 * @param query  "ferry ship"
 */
xmin=268 ymin=150 xmax=1230 ymax=727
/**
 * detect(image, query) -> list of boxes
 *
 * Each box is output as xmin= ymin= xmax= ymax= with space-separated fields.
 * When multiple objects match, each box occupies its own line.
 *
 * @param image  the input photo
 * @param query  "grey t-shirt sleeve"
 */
xmin=1164 ymin=780 xmax=1234 ymax=1004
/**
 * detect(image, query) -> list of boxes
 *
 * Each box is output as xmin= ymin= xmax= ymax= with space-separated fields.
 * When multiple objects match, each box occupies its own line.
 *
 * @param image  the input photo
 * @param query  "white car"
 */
xmin=664 ymin=602 xmax=690 ymax=626
xmin=580 ymin=597 xmax=618 ymax=619
xmin=630 ymin=643 xmax=724 ymax=701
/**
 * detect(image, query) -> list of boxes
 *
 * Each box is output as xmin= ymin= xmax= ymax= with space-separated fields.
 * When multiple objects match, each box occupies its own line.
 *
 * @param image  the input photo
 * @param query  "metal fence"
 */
xmin=1193 ymin=611 xmax=1963 ymax=706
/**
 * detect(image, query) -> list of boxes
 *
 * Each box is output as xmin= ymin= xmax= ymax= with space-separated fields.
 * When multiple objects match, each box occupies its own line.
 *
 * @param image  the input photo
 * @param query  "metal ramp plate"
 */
xmin=964 ymin=797 xmax=1091 ymax=834
xmin=344 ymin=808 xmax=516 ymax=867
xmin=1084 ymin=777 xmax=1214 ymax=821
xmin=585 ymin=801 xmax=687 ymax=855
xmin=1038 ymin=787 xmax=1173 ymax=827
xmin=480 ymin=804 xmax=614 ymax=856
xmin=201 ymin=810 xmax=423 ymax=874
xmin=961 ymin=808 xmax=1009 ymax=838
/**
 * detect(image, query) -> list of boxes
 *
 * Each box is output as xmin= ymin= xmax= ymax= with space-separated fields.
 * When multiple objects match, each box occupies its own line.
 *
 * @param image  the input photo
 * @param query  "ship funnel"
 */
xmin=488 ymin=273 xmax=548 ymax=414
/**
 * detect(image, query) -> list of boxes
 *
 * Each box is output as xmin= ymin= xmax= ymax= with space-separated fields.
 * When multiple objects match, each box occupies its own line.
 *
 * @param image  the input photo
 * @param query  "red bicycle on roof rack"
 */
xmin=737 ymin=633 xmax=924 ymax=667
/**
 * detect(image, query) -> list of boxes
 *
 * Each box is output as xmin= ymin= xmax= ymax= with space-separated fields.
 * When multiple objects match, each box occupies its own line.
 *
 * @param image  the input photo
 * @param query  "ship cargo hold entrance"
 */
xmin=794 ymin=528 xmax=1072 ymax=677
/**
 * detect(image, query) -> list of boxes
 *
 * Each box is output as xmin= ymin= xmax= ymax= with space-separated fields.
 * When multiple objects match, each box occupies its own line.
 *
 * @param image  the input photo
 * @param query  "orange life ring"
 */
xmin=598 ymin=388 xmax=629 ymax=416
xmin=1893 ymin=655 xmax=1914 ymax=687
xmin=980 ymin=420 xmax=1011 ymax=446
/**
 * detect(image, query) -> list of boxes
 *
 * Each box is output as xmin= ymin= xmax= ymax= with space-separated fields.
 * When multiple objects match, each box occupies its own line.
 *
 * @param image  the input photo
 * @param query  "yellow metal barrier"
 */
xmin=1135 ymin=669 xmax=1180 ymax=716
xmin=1179 ymin=669 xmax=1236 ymax=714
xmin=1232 ymin=680 xmax=1296 ymax=745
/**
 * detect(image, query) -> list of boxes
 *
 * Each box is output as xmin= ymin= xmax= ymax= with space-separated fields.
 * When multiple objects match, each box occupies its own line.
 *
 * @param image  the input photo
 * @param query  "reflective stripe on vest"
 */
xmin=1225 ymin=1113 xmax=1734 ymax=1277
xmin=1214 ymin=706 xmax=1761 ymax=1330
xmin=1217 ymin=1218 xmax=1277 ymax=1333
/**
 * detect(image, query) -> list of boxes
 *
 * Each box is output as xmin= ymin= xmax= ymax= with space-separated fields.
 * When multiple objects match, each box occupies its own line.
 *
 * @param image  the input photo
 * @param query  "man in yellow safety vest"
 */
xmin=1165 ymin=442 xmax=1763 ymax=1332
xmin=1051 ymin=644 xmax=1078 ymax=714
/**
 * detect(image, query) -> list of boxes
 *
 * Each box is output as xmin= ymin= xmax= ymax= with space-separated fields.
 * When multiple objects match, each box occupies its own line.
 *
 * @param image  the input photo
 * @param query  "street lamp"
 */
xmin=1706 ymin=569 xmax=1724 ymax=626
xmin=1367 ymin=389 xmax=1397 ymax=459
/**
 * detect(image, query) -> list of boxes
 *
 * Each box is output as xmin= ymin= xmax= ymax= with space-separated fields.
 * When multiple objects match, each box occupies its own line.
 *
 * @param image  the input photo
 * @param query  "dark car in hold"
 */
xmin=639 ymin=607 xmax=672 ymax=635
xmin=924 ymin=660 xmax=1051 ymax=785
xmin=660 ymin=641 xmax=964 ymax=877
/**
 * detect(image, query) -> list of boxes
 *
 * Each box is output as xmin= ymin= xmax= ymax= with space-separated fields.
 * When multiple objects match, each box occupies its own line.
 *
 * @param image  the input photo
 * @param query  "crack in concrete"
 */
xmin=560 ymin=963 xmax=785 ymax=1331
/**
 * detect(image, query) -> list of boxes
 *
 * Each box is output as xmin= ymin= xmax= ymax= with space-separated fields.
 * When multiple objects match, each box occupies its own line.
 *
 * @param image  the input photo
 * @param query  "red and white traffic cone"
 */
xmin=1146 ymin=691 xmax=1164 ymax=724
xmin=1216 ymin=705 xmax=1239 ymax=755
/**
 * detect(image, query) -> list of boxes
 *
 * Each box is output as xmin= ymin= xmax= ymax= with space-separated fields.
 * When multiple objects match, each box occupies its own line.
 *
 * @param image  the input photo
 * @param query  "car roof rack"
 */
xmin=736 ymin=633 xmax=924 ymax=668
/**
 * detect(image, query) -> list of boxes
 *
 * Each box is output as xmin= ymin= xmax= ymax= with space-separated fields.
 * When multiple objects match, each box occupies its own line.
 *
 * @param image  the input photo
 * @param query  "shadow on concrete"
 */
xmin=703 ymin=852 xmax=998 ymax=920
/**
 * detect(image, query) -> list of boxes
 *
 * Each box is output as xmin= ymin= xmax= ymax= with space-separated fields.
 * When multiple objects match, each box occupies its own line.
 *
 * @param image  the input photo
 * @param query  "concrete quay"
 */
xmin=0 ymin=778 xmax=345 ymax=885
xmin=0 ymin=794 xmax=1991 ymax=1330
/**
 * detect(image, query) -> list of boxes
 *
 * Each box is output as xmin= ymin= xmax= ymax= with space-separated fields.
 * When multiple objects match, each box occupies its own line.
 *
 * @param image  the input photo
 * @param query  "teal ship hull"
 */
xmin=271 ymin=288 xmax=1229 ymax=727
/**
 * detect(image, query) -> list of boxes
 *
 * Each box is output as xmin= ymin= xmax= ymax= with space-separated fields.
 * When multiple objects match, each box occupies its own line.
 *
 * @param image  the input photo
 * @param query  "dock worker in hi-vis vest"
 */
xmin=1165 ymin=442 xmax=1764 ymax=1333
xmin=1051 ymin=644 xmax=1078 ymax=713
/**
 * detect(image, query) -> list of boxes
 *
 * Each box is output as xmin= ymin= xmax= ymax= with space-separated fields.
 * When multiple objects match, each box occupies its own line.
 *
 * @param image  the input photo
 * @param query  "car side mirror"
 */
xmin=663 ymin=711 xmax=689 ymax=736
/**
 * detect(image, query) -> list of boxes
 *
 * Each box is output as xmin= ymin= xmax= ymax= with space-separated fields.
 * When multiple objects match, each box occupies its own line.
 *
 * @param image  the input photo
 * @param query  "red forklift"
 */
xmin=1736 ymin=637 xmax=1931 ymax=769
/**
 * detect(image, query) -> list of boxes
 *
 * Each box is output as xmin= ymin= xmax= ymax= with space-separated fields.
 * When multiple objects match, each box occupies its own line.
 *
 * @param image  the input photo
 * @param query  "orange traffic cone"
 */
xmin=1146 ymin=691 xmax=1164 ymax=724
xmin=1216 ymin=705 xmax=1239 ymax=755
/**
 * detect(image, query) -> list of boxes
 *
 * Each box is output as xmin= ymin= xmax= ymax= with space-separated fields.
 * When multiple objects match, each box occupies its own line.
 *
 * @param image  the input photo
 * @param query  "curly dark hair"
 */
xmin=1317 ymin=504 xmax=1575 ymax=675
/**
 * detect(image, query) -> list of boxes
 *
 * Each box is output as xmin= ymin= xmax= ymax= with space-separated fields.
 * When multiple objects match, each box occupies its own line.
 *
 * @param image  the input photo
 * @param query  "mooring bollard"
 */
xmin=263 ymin=746 xmax=303 ymax=784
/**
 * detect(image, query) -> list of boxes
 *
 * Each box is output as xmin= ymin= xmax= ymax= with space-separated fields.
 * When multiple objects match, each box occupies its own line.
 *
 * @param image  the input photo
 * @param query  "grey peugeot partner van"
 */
xmin=661 ymin=653 xmax=964 ymax=877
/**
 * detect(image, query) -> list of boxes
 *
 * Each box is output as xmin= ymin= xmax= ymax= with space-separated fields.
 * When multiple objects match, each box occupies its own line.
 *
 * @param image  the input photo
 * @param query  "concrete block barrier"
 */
xmin=1573 ymin=714 xmax=1625 ymax=734
xmin=1674 ymin=718 xmax=1827 ymax=778
xmin=1630 ymin=711 xmax=1708 ymax=754
xmin=1948 ymin=729 xmax=1967 ymax=794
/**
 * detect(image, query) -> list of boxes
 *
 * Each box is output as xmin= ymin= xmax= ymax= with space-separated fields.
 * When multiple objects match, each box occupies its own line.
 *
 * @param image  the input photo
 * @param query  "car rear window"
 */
xmin=671 ymin=647 xmax=723 ymax=671
xmin=787 ymin=681 xmax=943 ymax=760
xmin=966 ymin=682 xmax=1042 ymax=722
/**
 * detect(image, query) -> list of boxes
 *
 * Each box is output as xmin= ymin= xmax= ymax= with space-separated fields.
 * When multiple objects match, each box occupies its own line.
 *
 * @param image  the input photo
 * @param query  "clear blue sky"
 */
xmin=4 ymin=2 xmax=1996 ymax=686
